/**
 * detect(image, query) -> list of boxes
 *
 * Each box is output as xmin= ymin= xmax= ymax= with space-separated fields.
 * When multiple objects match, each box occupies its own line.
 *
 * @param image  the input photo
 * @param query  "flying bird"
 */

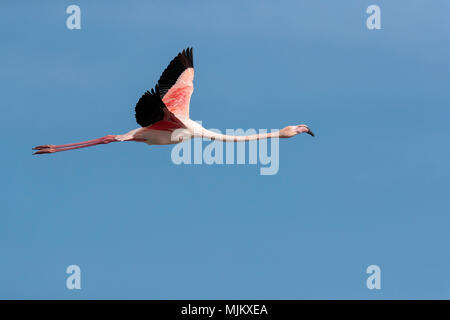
xmin=33 ymin=47 xmax=314 ymax=155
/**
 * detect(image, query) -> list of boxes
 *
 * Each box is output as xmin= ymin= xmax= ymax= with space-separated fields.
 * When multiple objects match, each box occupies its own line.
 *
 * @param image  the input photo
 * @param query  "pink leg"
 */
xmin=33 ymin=136 xmax=113 ymax=150
xmin=33 ymin=135 xmax=117 ymax=155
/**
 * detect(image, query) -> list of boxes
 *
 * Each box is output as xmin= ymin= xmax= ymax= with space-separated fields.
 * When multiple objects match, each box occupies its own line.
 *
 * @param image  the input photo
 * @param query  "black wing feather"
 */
xmin=157 ymin=47 xmax=194 ymax=98
xmin=134 ymin=85 xmax=165 ymax=127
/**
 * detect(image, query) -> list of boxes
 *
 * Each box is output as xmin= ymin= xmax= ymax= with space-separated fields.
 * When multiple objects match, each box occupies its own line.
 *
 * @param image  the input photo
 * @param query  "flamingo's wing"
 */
xmin=135 ymin=85 xmax=184 ymax=128
xmin=135 ymin=48 xmax=194 ymax=127
xmin=157 ymin=47 xmax=194 ymax=119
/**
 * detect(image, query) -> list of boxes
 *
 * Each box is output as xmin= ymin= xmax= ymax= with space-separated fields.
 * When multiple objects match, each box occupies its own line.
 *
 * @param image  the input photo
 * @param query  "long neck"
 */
xmin=200 ymin=128 xmax=280 ymax=142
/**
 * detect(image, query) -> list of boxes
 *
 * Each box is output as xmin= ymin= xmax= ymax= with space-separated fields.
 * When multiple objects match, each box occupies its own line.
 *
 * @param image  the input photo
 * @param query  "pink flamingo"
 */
xmin=33 ymin=47 xmax=314 ymax=155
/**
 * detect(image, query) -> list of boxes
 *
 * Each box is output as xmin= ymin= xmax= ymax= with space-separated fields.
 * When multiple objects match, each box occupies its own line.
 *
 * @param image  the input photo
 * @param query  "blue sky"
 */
xmin=1 ymin=0 xmax=449 ymax=299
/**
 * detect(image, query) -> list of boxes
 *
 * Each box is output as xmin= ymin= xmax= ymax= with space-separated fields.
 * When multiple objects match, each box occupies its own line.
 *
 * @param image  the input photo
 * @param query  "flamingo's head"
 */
xmin=279 ymin=125 xmax=314 ymax=138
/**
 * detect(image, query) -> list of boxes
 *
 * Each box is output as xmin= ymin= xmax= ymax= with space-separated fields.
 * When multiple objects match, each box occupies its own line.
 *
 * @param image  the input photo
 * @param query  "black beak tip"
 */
xmin=307 ymin=129 xmax=315 ymax=137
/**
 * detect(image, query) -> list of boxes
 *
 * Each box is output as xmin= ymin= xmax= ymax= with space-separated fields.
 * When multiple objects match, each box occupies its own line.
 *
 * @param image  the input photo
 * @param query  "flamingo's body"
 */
xmin=33 ymin=47 xmax=313 ymax=155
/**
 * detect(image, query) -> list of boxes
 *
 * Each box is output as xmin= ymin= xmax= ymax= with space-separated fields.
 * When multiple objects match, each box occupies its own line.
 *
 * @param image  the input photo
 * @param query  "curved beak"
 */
xmin=307 ymin=128 xmax=315 ymax=137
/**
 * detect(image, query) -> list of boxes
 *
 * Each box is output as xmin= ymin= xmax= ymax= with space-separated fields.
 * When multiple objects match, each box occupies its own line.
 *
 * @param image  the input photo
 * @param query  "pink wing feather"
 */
xmin=161 ymin=68 xmax=194 ymax=119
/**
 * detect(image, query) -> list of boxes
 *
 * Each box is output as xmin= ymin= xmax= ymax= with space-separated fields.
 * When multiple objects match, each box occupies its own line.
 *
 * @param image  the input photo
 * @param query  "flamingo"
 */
xmin=33 ymin=47 xmax=314 ymax=155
